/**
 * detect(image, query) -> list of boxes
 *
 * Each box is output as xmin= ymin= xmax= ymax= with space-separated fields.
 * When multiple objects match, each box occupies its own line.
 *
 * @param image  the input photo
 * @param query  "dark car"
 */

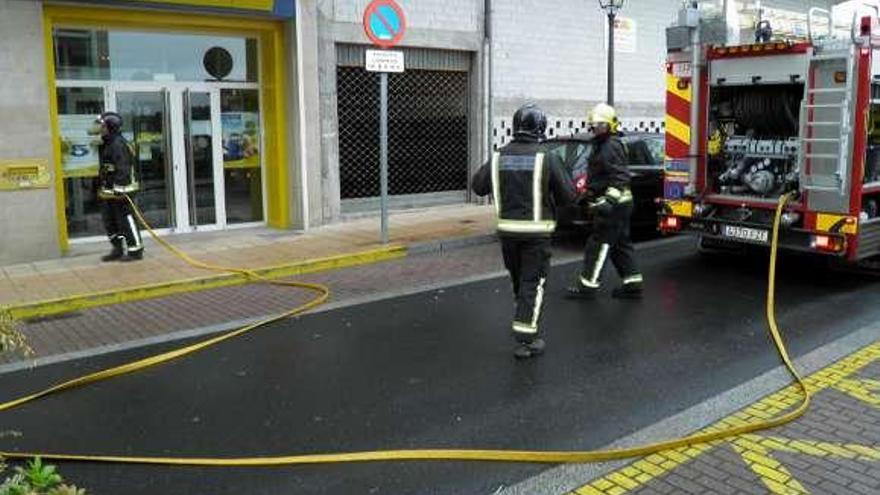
xmin=543 ymin=132 xmax=665 ymax=231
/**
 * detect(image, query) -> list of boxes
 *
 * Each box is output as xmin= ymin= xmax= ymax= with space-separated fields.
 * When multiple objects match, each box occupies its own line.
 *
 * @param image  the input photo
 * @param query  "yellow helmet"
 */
xmin=588 ymin=103 xmax=617 ymax=125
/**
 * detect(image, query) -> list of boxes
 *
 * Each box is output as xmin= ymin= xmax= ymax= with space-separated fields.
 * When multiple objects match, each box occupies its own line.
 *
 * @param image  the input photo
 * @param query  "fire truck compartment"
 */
xmin=710 ymin=53 xmax=808 ymax=86
xmin=707 ymin=84 xmax=804 ymax=199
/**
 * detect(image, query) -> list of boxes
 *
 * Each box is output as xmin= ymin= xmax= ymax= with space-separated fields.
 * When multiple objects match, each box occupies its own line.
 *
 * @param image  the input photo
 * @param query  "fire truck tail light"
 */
xmin=660 ymin=216 xmax=681 ymax=231
xmin=811 ymin=235 xmax=845 ymax=253
xmin=861 ymin=16 xmax=872 ymax=37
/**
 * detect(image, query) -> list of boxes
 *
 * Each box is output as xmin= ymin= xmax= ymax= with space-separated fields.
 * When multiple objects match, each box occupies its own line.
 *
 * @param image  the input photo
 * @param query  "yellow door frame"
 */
xmin=43 ymin=4 xmax=291 ymax=252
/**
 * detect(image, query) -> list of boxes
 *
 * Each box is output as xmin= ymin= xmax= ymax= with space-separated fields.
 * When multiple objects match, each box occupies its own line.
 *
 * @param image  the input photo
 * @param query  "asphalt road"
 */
xmin=1 ymin=239 xmax=878 ymax=495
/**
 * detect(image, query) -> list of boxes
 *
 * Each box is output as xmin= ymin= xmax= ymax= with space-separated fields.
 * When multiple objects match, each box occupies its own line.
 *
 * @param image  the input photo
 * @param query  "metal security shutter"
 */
xmin=336 ymin=44 xmax=470 ymax=207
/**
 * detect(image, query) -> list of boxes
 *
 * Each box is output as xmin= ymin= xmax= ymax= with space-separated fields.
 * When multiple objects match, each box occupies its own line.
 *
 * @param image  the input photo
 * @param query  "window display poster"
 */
xmin=221 ymin=112 xmax=261 ymax=169
xmin=60 ymin=115 xmax=101 ymax=178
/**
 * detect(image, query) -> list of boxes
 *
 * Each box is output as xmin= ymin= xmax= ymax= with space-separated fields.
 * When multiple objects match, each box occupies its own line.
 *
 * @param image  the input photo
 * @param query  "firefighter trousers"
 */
xmin=102 ymin=197 xmax=143 ymax=255
xmin=501 ymin=236 xmax=550 ymax=343
xmin=579 ymin=203 xmax=641 ymax=288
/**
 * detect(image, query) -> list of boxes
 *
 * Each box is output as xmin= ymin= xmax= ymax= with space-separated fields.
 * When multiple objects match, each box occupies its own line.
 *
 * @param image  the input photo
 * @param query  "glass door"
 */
xmin=112 ymin=86 xmax=223 ymax=233
xmin=115 ymin=90 xmax=175 ymax=229
xmin=183 ymin=89 xmax=223 ymax=229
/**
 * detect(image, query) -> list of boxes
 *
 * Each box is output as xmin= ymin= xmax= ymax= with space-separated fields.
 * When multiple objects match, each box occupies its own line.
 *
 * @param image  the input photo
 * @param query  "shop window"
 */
xmin=221 ymin=89 xmax=263 ymax=224
xmin=58 ymin=87 xmax=105 ymax=238
xmin=53 ymin=28 xmax=257 ymax=83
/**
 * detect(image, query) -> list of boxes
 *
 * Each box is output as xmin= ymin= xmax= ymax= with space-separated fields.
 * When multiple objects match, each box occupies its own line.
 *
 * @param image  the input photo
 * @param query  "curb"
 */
xmin=408 ymin=233 xmax=498 ymax=255
xmin=7 ymin=244 xmax=408 ymax=321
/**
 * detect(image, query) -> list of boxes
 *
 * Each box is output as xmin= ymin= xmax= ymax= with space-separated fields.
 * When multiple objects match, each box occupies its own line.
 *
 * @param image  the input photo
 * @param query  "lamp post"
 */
xmin=599 ymin=0 xmax=626 ymax=106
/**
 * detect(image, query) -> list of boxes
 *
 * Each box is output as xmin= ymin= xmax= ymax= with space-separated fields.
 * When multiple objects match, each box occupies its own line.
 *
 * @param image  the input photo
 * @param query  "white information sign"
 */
xmin=366 ymin=49 xmax=405 ymax=73
xmin=604 ymin=16 xmax=637 ymax=54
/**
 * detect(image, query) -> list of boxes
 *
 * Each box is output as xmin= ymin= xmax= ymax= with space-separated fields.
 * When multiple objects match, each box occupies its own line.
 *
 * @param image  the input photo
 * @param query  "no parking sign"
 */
xmin=362 ymin=0 xmax=407 ymax=244
xmin=363 ymin=0 xmax=407 ymax=49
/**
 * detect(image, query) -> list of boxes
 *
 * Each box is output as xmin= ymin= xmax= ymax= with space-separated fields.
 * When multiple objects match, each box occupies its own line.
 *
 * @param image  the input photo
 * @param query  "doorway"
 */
xmin=112 ymin=86 xmax=224 ymax=232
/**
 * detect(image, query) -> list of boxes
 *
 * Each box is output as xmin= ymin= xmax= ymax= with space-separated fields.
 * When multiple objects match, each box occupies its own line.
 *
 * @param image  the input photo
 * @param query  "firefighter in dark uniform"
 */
xmin=567 ymin=103 xmax=643 ymax=299
xmin=95 ymin=112 xmax=144 ymax=262
xmin=472 ymin=104 xmax=577 ymax=359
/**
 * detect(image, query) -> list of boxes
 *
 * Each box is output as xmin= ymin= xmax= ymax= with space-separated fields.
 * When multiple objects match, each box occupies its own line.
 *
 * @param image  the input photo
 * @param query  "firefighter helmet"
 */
xmin=98 ymin=112 xmax=123 ymax=133
xmin=588 ymin=103 xmax=617 ymax=126
xmin=512 ymin=104 xmax=547 ymax=139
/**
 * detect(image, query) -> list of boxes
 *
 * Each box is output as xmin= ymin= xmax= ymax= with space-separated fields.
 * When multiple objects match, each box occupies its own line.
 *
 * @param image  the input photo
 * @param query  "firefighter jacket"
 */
xmin=472 ymin=137 xmax=576 ymax=236
xmin=587 ymin=134 xmax=632 ymax=206
xmin=99 ymin=132 xmax=139 ymax=197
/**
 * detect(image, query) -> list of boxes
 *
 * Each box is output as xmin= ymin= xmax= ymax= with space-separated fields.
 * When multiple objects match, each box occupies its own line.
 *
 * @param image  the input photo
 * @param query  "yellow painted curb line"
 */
xmin=6 ymin=245 xmax=407 ymax=321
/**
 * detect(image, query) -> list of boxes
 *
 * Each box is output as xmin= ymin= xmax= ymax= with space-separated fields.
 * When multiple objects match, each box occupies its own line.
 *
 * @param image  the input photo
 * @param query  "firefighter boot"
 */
xmin=101 ymin=238 xmax=124 ymax=262
xmin=566 ymin=278 xmax=598 ymax=299
xmin=612 ymin=281 xmax=643 ymax=299
xmin=121 ymin=249 xmax=144 ymax=262
xmin=514 ymin=338 xmax=546 ymax=359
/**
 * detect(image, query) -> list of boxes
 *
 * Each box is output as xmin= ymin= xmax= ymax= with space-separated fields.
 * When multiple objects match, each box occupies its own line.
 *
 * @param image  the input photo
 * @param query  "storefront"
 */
xmin=44 ymin=2 xmax=293 ymax=248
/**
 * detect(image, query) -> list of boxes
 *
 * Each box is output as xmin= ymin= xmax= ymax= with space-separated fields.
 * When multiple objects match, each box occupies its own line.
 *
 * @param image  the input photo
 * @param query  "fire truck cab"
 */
xmin=661 ymin=5 xmax=880 ymax=263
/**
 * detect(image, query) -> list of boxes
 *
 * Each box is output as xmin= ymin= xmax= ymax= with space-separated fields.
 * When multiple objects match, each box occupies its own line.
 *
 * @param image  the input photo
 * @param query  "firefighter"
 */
xmin=472 ymin=104 xmax=577 ymax=359
xmin=95 ymin=112 xmax=143 ymax=262
xmin=567 ymin=103 xmax=643 ymax=299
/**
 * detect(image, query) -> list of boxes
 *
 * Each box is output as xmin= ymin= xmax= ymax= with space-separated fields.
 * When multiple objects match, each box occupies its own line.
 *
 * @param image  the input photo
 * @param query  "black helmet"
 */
xmin=512 ymin=104 xmax=547 ymax=140
xmin=99 ymin=112 xmax=123 ymax=133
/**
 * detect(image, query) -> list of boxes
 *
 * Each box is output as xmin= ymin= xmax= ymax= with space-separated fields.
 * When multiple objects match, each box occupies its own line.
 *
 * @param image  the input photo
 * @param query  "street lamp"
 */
xmin=598 ymin=0 xmax=626 ymax=106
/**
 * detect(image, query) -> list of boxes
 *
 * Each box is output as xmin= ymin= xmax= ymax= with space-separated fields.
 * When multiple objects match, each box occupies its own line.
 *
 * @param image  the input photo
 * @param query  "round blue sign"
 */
xmin=363 ymin=0 xmax=407 ymax=49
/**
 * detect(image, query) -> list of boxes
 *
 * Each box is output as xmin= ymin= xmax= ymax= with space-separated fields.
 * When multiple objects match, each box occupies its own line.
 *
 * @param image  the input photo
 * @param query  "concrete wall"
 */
xmin=491 ymin=0 xmax=679 ymax=121
xmin=0 ymin=0 xmax=60 ymax=264
xmin=288 ymin=1 xmax=324 ymax=230
xmin=490 ymin=0 xmax=836 ymax=124
xmin=310 ymin=0 xmax=485 ymax=225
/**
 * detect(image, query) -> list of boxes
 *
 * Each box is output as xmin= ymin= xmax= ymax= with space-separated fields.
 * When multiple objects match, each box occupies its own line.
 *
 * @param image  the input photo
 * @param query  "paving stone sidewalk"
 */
xmin=0 ymin=204 xmax=494 ymax=307
xmin=570 ymin=342 xmax=880 ymax=495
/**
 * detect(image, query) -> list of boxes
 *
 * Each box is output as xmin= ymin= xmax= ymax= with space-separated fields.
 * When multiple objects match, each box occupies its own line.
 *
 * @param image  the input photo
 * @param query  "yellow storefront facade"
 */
xmin=0 ymin=0 xmax=298 ymax=263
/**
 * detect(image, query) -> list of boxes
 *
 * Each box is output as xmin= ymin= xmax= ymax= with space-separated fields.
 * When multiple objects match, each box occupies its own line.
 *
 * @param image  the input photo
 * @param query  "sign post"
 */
xmin=363 ymin=0 xmax=406 ymax=244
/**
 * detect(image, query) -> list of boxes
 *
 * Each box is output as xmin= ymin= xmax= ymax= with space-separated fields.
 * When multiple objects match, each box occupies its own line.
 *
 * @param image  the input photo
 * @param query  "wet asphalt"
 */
xmin=1 ymin=238 xmax=878 ymax=495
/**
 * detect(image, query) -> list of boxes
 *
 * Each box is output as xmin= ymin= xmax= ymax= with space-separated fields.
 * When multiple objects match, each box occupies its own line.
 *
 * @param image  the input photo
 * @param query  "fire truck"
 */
xmin=659 ymin=4 xmax=880 ymax=264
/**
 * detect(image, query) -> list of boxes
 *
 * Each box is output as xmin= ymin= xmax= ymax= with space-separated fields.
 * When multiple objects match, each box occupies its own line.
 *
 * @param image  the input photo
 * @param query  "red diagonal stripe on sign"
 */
xmin=375 ymin=8 xmax=398 ymax=38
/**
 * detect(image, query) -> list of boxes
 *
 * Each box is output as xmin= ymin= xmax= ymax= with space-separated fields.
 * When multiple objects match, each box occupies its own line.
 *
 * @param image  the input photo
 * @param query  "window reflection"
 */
xmin=53 ymin=28 xmax=257 ymax=82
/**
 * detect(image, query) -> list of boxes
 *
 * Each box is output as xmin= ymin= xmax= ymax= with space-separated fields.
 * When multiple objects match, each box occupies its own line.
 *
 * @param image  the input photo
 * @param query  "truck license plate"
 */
xmin=722 ymin=225 xmax=769 ymax=243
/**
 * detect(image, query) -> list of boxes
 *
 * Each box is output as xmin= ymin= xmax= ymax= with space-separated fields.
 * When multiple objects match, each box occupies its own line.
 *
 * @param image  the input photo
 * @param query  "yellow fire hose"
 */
xmin=0 ymin=193 xmax=809 ymax=466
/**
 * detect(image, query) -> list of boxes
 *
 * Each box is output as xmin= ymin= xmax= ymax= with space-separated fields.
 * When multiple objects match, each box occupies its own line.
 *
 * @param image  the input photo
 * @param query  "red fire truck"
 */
xmin=659 ymin=6 xmax=880 ymax=264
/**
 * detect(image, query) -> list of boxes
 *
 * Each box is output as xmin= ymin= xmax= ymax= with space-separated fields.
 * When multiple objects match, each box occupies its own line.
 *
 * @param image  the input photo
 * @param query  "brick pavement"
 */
xmin=569 ymin=342 xmax=880 ymax=495
xmin=3 ymin=241 xmax=581 ymax=367
xmin=0 ymin=204 xmax=495 ymax=307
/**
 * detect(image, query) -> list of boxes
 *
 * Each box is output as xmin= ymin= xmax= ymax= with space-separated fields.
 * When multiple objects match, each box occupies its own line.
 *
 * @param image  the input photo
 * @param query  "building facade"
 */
xmin=0 ymin=0 xmax=837 ymax=265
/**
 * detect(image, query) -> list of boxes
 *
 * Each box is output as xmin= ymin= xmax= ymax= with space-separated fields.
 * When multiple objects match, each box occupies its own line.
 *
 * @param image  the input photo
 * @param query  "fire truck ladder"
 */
xmin=798 ymin=41 xmax=856 ymax=195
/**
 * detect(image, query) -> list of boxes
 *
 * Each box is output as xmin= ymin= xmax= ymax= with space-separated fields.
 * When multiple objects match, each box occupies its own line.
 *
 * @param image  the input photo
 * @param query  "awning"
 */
xmin=64 ymin=0 xmax=295 ymax=18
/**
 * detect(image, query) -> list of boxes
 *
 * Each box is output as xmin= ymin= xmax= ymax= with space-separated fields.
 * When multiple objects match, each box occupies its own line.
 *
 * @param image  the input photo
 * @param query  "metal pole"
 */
xmin=380 ymin=71 xmax=389 ymax=244
xmin=607 ymin=11 xmax=615 ymax=106
xmin=687 ymin=12 xmax=701 ymax=196
xmin=485 ymin=0 xmax=494 ymax=163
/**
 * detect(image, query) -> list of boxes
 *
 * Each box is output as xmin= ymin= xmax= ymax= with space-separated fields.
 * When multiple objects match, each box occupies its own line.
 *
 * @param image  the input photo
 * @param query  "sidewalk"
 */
xmin=568 ymin=341 xmax=880 ymax=495
xmin=0 ymin=204 xmax=495 ymax=312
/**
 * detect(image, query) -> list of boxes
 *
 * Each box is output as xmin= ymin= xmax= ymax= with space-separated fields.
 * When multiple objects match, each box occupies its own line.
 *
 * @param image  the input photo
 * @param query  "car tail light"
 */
xmin=811 ymin=234 xmax=845 ymax=253
xmin=575 ymin=175 xmax=588 ymax=195
xmin=660 ymin=216 xmax=681 ymax=231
